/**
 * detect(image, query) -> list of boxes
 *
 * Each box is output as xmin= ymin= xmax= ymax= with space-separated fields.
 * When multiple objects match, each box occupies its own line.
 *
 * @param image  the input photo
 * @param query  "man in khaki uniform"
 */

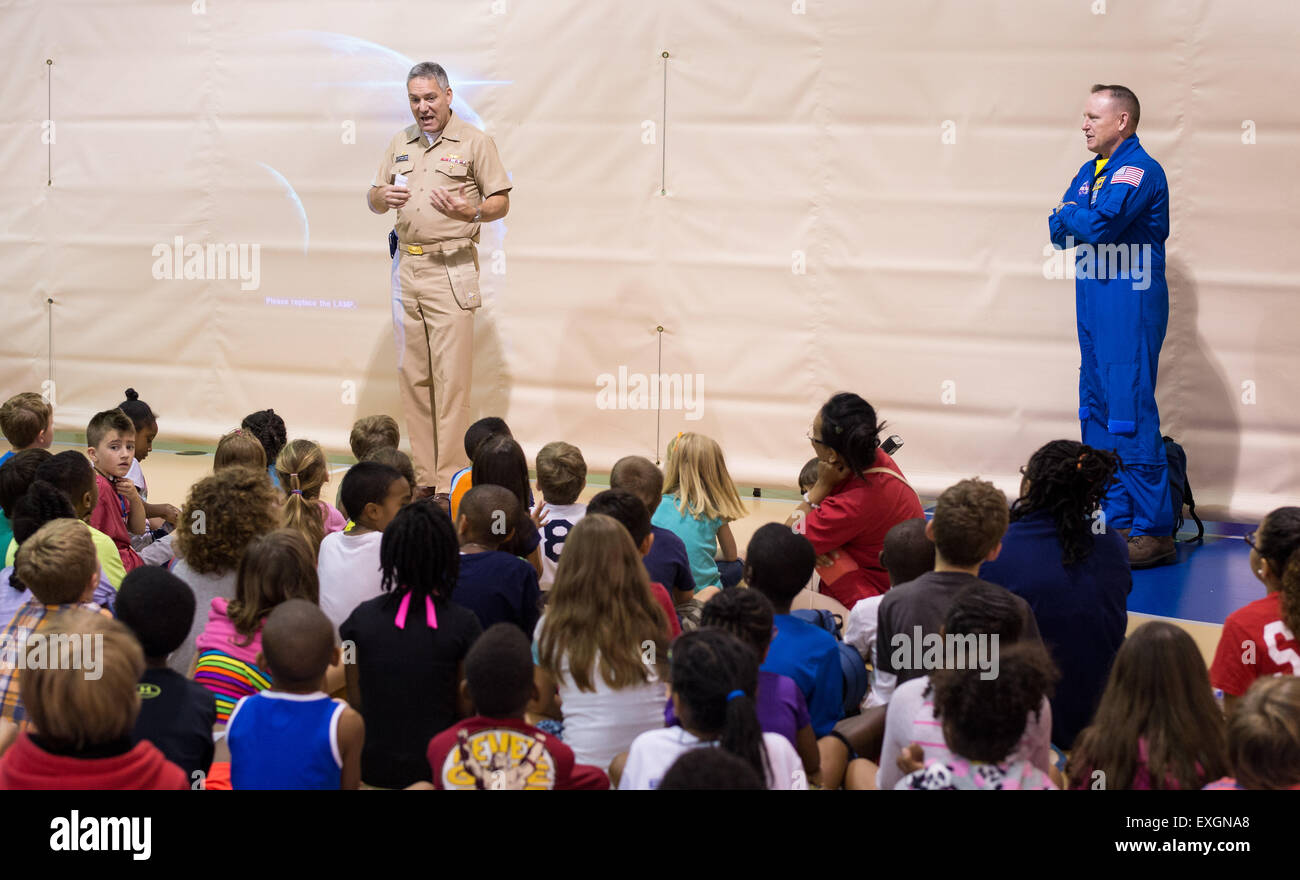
xmin=368 ymin=62 xmax=512 ymax=504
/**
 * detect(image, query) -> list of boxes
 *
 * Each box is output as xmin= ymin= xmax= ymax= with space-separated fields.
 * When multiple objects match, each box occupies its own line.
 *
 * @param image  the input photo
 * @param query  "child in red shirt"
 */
xmin=1210 ymin=507 xmax=1300 ymax=714
xmin=425 ymin=623 xmax=608 ymax=790
xmin=0 ymin=609 xmax=187 ymax=790
xmin=86 ymin=409 xmax=145 ymax=572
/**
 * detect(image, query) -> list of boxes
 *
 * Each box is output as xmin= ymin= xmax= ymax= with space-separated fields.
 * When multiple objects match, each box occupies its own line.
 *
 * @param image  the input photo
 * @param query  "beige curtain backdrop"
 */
xmin=2 ymin=0 xmax=1297 ymax=517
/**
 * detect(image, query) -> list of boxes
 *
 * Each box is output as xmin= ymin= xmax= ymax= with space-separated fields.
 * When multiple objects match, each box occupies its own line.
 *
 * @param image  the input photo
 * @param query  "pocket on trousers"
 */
xmin=1104 ymin=362 xmax=1138 ymax=436
xmin=443 ymin=245 xmax=481 ymax=311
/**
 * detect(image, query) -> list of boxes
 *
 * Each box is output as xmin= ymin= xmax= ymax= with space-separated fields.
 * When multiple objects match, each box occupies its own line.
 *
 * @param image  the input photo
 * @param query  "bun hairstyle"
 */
xmin=1011 ymin=439 xmax=1119 ymax=566
xmin=116 ymin=388 xmax=158 ymax=433
xmin=818 ymin=392 xmax=886 ymax=479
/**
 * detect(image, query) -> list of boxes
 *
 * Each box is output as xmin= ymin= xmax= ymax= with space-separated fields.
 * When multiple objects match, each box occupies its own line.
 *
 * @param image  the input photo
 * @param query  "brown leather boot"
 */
xmin=431 ymin=492 xmax=452 ymax=516
xmin=1128 ymin=535 xmax=1176 ymax=569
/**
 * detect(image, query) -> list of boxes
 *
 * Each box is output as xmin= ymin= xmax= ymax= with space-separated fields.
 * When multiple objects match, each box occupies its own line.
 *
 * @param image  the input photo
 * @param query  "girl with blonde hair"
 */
xmin=274 ymin=439 xmax=345 ymax=555
xmin=650 ymin=432 xmax=747 ymax=592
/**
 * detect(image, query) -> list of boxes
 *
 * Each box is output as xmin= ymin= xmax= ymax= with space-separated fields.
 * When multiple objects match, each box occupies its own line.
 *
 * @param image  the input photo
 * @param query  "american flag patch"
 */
xmin=1111 ymin=165 xmax=1145 ymax=187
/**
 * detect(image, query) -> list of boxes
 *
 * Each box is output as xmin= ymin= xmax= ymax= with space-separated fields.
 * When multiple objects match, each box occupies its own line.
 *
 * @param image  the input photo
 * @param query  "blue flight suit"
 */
xmin=1049 ymin=134 xmax=1173 ymax=537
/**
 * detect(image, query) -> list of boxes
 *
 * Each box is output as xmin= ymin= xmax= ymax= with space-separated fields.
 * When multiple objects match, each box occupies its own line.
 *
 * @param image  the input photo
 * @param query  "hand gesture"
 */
xmin=530 ymin=497 xmax=549 ymax=529
xmin=815 ymin=457 xmax=850 ymax=492
xmin=161 ymin=503 xmax=181 ymax=525
xmin=380 ymin=184 xmax=410 ymax=210
xmin=114 ymin=477 xmax=140 ymax=503
xmin=430 ymin=183 xmax=475 ymax=221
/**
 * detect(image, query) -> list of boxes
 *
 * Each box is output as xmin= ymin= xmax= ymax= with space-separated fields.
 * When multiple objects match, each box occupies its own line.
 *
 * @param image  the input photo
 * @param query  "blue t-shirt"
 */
xmin=650 ymin=494 xmax=725 ymax=591
xmin=762 ymin=613 xmax=844 ymax=737
xmin=980 ymin=510 xmax=1130 ymax=749
xmin=645 ymin=525 xmax=695 ymax=597
xmin=227 ymin=691 xmax=346 ymax=790
xmin=453 ymin=549 xmax=541 ymax=639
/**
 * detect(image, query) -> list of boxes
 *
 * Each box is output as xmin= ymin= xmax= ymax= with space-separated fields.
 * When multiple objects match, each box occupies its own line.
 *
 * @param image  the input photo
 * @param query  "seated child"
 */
xmin=0 ymin=393 xmax=54 ymax=555
xmin=0 ymin=609 xmax=188 ymax=790
xmin=618 ymin=629 xmax=806 ymax=790
xmin=226 ymin=600 xmax=364 ymax=790
xmin=451 ymin=485 xmax=541 ymax=638
xmin=471 ymin=435 xmax=542 ymax=576
xmin=1205 ymin=676 xmax=1300 ymax=790
xmin=532 ymin=514 xmax=669 ymax=770
xmin=895 ymin=641 xmax=1058 ymax=790
xmin=0 ymin=449 xmax=53 ymax=620
xmin=584 ymin=489 xmax=680 ymax=638
xmin=650 ymin=432 xmax=747 ymax=592
xmin=116 ymin=388 xmax=180 ymax=535
xmin=1067 ymin=621 xmax=1229 ymax=790
xmin=844 ymin=516 xmax=933 ymax=706
xmin=214 ymin=428 xmax=268 ymax=473
xmin=85 ymin=409 xmax=146 ymax=572
xmin=193 ymin=529 xmax=320 ymax=723
xmin=275 ymin=438 xmax=346 ymax=553
xmin=876 ymin=582 xmax=1054 ymax=791
xmin=874 ymin=479 xmax=1038 ymax=705
xmin=241 ymin=409 xmax=287 ymax=488
xmin=8 ymin=472 xmax=118 ymax=611
xmin=427 ymin=623 xmax=609 ymax=789
xmin=116 ymin=567 xmax=217 ymax=781
xmin=349 ymin=414 xmax=400 ymax=462
xmin=535 ymin=441 xmax=587 ymax=590
xmin=610 ymin=455 xmax=695 ymax=603
xmin=449 ymin=416 xmax=512 ymax=520
xmin=340 ymin=501 xmax=482 ymax=788
xmin=658 ymin=746 xmax=765 ymax=790
xmin=746 ymin=523 xmax=843 ymax=737
xmin=1210 ymin=506 xmax=1300 ymax=714
xmin=0 ymin=519 xmax=110 ymax=723
xmin=318 ymin=462 xmax=409 ymax=633
xmin=670 ymin=587 xmax=818 ymax=781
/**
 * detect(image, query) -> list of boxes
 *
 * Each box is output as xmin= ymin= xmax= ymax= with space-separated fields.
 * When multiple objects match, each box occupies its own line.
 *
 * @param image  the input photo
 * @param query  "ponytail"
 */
xmin=1011 ymin=439 xmax=1119 ymax=565
xmin=818 ymin=393 xmax=885 ymax=479
xmin=669 ymin=629 xmax=771 ymax=785
xmin=275 ymin=441 xmax=329 ymax=556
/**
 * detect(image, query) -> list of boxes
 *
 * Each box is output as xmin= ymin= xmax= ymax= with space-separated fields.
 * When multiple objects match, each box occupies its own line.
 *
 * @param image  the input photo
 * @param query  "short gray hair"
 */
xmin=407 ymin=62 xmax=449 ymax=90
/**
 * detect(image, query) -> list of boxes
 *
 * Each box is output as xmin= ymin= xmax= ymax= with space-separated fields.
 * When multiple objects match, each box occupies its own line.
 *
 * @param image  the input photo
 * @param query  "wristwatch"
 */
xmin=473 ymin=205 xmax=482 ymax=223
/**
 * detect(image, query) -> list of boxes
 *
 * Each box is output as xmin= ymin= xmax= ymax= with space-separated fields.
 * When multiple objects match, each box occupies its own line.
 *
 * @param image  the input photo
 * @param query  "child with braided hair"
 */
xmin=980 ymin=439 xmax=1130 ymax=749
xmin=340 ymin=500 xmax=482 ymax=788
xmin=896 ymin=640 xmax=1059 ymax=790
xmin=1210 ymin=507 xmax=1300 ymax=714
xmin=617 ymin=628 xmax=807 ymax=790
xmin=275 ymin=439 xmax=345 ymax=556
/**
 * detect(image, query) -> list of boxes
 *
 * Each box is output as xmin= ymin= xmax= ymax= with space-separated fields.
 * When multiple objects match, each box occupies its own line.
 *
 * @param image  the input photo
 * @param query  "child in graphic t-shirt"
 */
xmin=425 ymin=623 xmax=608 ymax=790
xmin=534 ymin=441 xmax=587 ymax=590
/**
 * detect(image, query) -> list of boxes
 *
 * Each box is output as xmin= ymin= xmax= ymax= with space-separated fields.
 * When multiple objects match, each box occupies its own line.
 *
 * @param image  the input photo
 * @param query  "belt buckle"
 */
xmin=405 ymin=244 xmax=424 ymax=255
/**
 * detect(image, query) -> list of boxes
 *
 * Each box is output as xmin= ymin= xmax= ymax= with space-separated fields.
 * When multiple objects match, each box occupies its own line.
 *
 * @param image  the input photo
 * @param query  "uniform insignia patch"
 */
xmin=395 ymin=154 xmax=409 ymax=162
xmin=1078 ymin=183 xmax=1090 ymax=195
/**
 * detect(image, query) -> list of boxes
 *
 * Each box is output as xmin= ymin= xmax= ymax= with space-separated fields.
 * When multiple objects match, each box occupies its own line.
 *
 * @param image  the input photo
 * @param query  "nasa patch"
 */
xmin=1078 ymin=182 xmax=1090 ymax=196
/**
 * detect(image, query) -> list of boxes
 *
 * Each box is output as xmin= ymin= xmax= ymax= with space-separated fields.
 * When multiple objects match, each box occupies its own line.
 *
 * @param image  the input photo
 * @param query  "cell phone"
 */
xmin=881 ymin=434 xmax=903 ymax=455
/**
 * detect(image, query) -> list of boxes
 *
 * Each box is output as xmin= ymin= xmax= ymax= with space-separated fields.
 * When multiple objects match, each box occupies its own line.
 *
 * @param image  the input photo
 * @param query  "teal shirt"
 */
xmin=650 ymin=493 xmax=724 ymax=591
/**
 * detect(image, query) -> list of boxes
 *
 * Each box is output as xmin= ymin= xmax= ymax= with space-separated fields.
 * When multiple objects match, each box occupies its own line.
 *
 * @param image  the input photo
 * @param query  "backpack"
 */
xmin=790 ymin=608 xmax=869 ymax=717
xmin=1162 ymin=436 xmax=1204 ymax=543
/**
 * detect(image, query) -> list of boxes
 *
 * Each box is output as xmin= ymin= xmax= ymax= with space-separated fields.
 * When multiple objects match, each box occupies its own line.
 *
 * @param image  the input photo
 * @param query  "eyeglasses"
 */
xmin=806 ymin=426 xmax=825 ymax=445
xmin=1019 ymin=465 xmax=1028 ymax=476
xmin=1244 ymin=530 xmax=1258 ymax=551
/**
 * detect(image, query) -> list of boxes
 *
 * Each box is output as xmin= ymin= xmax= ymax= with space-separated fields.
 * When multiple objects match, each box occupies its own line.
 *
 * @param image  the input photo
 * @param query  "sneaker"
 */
xmin=1128 ymin=535 xmax=1176 ymax=568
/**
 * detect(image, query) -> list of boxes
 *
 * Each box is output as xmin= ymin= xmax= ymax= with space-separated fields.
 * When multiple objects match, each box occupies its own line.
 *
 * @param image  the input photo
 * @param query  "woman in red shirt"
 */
xmin=784 ymin=393 xmax=923 ymax=609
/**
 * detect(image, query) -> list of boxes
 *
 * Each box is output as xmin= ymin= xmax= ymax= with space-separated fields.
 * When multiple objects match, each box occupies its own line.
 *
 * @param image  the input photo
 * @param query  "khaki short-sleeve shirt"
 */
xmin=372 ymin=111 xmax=512 ymax=244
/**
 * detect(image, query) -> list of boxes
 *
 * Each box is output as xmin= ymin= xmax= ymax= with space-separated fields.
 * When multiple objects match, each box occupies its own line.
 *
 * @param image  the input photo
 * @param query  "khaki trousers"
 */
xmin=391 ymin=243 xmax=479 ymax=490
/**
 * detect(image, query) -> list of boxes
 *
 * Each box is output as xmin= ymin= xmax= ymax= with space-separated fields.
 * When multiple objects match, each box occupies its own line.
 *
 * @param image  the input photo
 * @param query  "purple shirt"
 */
xmin=663 ymin=669 xmax=810 ymax=747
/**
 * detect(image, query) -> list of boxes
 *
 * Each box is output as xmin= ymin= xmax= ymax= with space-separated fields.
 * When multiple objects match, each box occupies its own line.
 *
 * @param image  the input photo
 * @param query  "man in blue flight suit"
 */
xmin=1049 ymin=84 xmax=1175 ymax=568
